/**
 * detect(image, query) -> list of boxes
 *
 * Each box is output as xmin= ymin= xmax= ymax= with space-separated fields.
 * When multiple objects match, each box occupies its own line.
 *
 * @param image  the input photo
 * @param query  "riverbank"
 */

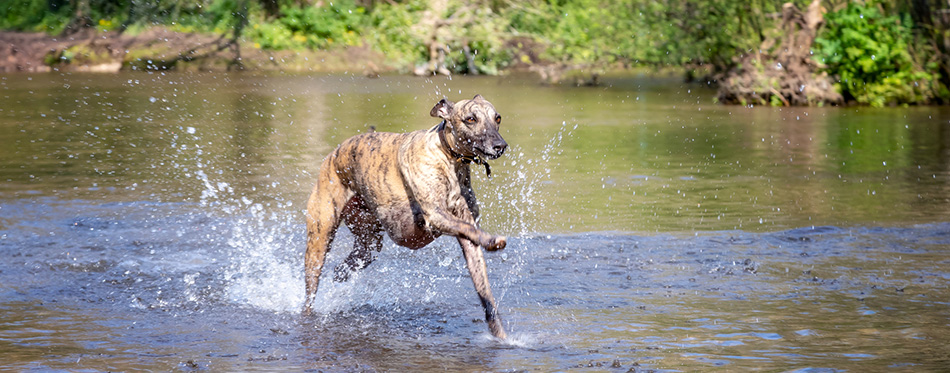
xmin=0 ymin=28 xmax=388 ymax=74
xmin=1 ymin=27 xmax=614 ymax=87
xmin=4 ymin=1 xmax=949 ymax=106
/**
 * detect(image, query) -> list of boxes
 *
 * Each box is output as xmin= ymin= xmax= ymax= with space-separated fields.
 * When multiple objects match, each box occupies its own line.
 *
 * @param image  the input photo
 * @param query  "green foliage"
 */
xmin=363 ymin=0 xmax=512 ymax=74
xmin=815 ymin=2 xmax=935 ymax=106
xmin=45 ymin=43 xmax=113 ymax=66
xmin=439 ymin=3 xmax=513 ymax=74
xmin=0 ymin=0 xmax=241 ymax=34
xmin=505 ymin=0 xmax=643 ymax=67
xmin=365 ymin=0 xmax=424 ymax=68
xmin=641 ymin=0 xmax=797 ymax=76
xmin=202 ymin=0 xmax=248 ymax=33
xmin=248 ymin=1 xmax=364 ymax=50
xmin=1 ymin=0 xmax=948 ymax=105
xmin=503 ymin=0 xmax=789 ymax=76
xmin=0 ymin=0 xmax=74 ymax=33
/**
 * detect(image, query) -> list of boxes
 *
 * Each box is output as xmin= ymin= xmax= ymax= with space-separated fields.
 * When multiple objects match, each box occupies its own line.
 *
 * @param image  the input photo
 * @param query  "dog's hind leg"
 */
xmin=333 ymin=196 xmax=383 ymax=282
xmin=458 ymin=237 xmax=507 ymax=339
xmin=304 ymin=160 xmax=351 ymax=315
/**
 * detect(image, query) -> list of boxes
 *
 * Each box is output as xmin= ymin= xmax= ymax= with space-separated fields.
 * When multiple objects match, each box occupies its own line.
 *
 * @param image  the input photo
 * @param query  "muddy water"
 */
xmin=1 ymin=72 xmax=949 ymax=371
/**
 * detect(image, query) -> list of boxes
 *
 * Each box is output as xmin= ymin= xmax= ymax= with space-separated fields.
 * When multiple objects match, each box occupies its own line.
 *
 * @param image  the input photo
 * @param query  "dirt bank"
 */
xmin=0 ymin=28 xmax=386 ymax=74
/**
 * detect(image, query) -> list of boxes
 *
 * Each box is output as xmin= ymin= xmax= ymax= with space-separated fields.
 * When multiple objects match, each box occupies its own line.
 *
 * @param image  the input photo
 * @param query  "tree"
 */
xmin=62 ymin=0 xmax=93 ymax=35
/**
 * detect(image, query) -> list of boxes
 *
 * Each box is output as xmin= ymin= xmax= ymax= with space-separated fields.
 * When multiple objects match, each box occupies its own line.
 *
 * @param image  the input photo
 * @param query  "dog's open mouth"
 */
xmin=475 ymin=147 xmax=504 ymax=160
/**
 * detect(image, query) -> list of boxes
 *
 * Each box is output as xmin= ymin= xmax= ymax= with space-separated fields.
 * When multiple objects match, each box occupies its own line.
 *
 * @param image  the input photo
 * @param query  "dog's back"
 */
xmin=325 ymin=131 xmax=409 ymax=188
xmin=320 ymin=128 xmax=442 ymax=248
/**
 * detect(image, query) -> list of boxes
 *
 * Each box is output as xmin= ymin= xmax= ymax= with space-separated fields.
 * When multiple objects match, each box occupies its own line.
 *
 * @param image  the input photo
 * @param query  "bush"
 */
xmin=505 ymin=0 xmax=641 ymax=67
xmin=363 ymin=0 xmax=512 ymax=74
xmin=815 ymin=2 xmax=936 ymax=106
xmin=365 ymin=0 xmax=425 ymax=68
xmin=0 ymin=0 xmax=78 ymax=33
xmin=440 ymin=3 xmax=512 ymax=74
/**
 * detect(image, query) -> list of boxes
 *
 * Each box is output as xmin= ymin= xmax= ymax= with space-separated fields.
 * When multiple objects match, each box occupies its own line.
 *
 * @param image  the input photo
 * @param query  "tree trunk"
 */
xmin=717 ymin=0 xmax=842 ymax=106
xmin=62 ymin=0 xmax=93 ymax=36
xmin=911 ymin=0 xmax=950 ymax=103
xmin=260 ymin=0 xmax=280 ymax=19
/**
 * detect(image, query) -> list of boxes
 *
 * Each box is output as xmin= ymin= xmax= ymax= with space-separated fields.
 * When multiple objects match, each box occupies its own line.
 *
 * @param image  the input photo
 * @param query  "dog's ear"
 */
xmin=430 ymin=98 xmax=455 ymax=119
xmin=473 ymin=94 xmax=486 ymax=102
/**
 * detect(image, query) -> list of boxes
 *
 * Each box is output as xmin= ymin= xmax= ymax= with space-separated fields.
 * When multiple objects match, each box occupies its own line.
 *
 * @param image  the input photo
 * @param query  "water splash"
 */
xmin=486 ymin=331 xmax=548 ymax=349
xmin=491 ymin=121 xmax=576 ymax=238
xmin=163 ymin=124 xmax=307 ymax=314
xmin=223 ymin=200 xmax=304 ymax=313
xmin=486 ymin=121 xmax=575 ymax=264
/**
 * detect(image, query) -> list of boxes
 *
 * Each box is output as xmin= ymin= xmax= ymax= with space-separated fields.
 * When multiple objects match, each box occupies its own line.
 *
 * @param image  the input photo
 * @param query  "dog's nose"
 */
xmin=492 ymin=140 xmax=508 ymax=155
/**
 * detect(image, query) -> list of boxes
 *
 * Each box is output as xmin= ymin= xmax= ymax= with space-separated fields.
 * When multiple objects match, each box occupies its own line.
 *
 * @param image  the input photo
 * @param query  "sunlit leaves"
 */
xmin=814 ymin=2 xmax=936 ymax=106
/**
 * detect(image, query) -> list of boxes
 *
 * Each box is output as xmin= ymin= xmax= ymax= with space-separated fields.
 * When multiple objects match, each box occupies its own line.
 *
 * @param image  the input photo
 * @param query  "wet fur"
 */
xmin=304 ymin=95 xmax=509 ymax=339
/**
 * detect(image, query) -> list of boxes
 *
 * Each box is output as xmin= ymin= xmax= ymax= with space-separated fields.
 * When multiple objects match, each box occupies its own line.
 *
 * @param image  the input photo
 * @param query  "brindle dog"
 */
xmin=304 ymin=95 xmax=509 ymax=339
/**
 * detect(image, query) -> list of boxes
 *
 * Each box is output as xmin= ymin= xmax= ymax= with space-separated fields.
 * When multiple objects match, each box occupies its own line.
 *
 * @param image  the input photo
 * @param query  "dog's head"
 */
xmin=430 ymin=94 xmax=508 ymax=160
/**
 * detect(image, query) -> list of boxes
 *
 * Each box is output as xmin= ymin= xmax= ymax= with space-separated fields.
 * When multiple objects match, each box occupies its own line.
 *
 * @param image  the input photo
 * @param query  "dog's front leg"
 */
xmin=426 ymin=209 xmax=506 ymax=251
xmin=458 ymin=237 xmax=507 ymax=339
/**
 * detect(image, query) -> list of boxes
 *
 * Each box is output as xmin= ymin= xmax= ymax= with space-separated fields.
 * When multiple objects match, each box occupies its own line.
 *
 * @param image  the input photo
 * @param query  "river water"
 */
xmin=1 ymin=72 xmax=949 ymax=371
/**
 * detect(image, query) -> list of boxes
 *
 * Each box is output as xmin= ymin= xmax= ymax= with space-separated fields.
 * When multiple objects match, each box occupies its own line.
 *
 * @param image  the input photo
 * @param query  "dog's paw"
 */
xmin=486 ymin=236 xmax=507 ymax=251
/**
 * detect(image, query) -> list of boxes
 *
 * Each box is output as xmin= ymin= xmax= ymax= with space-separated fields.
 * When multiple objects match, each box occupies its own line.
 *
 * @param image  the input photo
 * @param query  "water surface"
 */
xmin=1 ymin=72 xmax=949 ymax=371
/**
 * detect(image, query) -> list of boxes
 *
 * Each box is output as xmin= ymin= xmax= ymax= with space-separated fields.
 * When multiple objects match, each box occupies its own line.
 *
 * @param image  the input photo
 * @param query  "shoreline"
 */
xmin=0 ymin=28 xmax=639 ymax=86
xmin=0 ymin=28 xmax=390 ymax=75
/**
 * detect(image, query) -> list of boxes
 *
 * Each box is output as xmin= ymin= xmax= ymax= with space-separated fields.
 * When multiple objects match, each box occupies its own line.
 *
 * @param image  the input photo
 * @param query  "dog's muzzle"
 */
xmin=480 ymin=137 xmax=508 ymax=160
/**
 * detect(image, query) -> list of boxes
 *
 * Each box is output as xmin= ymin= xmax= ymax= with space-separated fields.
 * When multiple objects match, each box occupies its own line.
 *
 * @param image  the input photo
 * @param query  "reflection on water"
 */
xmin=1 ymin=72 xmax=949 ymax=371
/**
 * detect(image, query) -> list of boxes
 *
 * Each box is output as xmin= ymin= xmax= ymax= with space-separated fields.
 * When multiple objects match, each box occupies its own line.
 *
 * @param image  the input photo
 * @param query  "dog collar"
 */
xmin=437 ymin=121 xmax=492 ymax=178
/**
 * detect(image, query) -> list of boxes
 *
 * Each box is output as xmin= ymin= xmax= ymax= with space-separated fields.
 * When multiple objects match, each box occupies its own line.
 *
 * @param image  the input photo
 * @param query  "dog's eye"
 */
xmin=464 ymin=116 xmax=476 ymax=124
xmin=495 ymin=115 xmax=502 ymax=124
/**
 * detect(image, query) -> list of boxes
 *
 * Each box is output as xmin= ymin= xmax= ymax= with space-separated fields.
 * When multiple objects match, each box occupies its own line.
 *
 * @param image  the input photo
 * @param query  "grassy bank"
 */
xmin=2 ymin=0 xmax=948 ymax=105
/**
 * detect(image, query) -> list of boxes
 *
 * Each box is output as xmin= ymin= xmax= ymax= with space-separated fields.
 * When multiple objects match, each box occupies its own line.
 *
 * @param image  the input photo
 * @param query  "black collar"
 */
xmin=437 ymin=121 xmax=491 ymax=177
